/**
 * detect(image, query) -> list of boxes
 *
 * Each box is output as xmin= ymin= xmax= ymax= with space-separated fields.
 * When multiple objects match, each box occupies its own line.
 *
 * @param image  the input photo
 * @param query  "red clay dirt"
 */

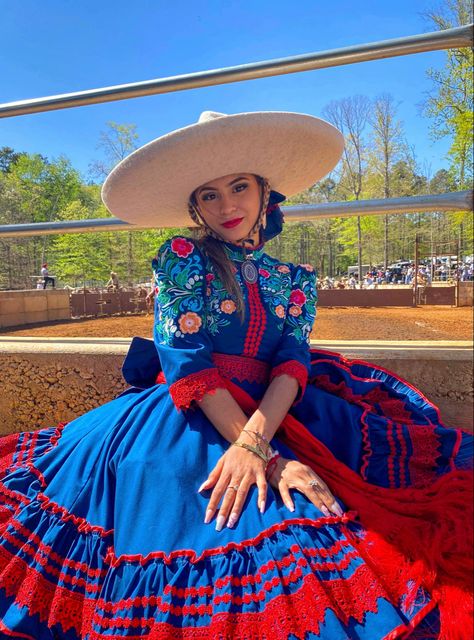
xmin=1 ymin=306 xmax=472 ymax=341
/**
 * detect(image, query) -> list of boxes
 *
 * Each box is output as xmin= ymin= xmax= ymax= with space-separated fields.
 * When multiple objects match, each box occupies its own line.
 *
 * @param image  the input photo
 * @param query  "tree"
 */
xmin=368 ymin=94 xmax=408 ymax=267
xmin=89 ymin=122 xmax=140 ymax=284
xmin=423 ymin=0 xmax=473 ymax=188
xmin=323 ymin=96 xmax=371 ymax=284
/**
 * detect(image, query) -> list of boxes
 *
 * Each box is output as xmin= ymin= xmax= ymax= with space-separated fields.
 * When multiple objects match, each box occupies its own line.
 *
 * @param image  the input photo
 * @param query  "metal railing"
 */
xmin=1 ymin=191 xmax=472 ymax=237
xmin=0 ymin=25 xmax=471 ymax=118
xmin=0 ymin=23 xmax=472 ymax=237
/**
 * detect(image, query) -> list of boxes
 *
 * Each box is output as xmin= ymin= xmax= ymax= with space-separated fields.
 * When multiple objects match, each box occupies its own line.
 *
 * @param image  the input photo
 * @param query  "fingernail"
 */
xmin=197 ymin=481 xmax=208 ymax=493
xmin=332 ymin=502 xmax=344 ymax=517
xmin=286 ymin=503 xmax=295 ymax=512
xmin=204 ymin=509 xmax=213 ymax=524
xmin=215 ymin=515 xmax=226 ymax=531
xmin=321 ymin=506 xmax=330 ymax=517
xmin=227 ymin=513 xmax=237 ymax=528
xmin=259 ymin=501 xmax=266 ymax=514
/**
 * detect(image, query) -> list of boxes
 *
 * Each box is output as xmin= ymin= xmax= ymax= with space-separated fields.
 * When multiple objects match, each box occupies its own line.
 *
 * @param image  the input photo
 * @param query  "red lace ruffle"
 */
xmin=166 ymin=368 xmax=227 ymax=410
xmin=242 ymin=282 xmax=267 ymax=358
xmin=212 ymin=353 xmax=270 ymax=384
xmin=270 ymin=359 xmax=308 ymax=400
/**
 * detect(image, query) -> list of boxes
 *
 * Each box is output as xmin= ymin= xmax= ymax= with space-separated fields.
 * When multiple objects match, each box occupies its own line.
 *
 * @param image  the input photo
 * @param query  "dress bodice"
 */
xmin=152 ymin=236 xmax=317 ymax=410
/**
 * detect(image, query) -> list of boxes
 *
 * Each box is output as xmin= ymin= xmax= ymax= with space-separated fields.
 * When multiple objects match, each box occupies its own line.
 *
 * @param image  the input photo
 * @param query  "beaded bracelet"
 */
xmin=265 ymin=452 xmax=281 ymax=480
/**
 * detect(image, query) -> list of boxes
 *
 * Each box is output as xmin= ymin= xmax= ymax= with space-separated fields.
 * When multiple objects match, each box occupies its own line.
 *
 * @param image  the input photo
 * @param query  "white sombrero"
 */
xmin=101 ymin=110 xmax=344 ymax=228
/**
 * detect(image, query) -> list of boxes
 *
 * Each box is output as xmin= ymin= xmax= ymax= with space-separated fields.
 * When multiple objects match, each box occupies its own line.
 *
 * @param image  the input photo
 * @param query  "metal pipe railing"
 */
xmin=1 ymin=25 xmax=472 ymax=118
xmin=1 ymin=191 xmax=471 ymax=238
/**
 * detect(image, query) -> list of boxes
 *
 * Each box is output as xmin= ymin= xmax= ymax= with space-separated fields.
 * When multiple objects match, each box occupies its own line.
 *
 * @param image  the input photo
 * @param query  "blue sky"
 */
xmin=0 ymin=0 xmax=454 ymax=180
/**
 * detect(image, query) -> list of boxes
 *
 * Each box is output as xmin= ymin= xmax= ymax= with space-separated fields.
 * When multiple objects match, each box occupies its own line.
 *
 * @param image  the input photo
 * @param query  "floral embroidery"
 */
xmin=289 ymin=305 xmax=302 ymax=317
xmin=220 ymin=299 xmax=236 ymax=314
xmin=275 ymin=304 xmax=285 ymax=318
xmin=178 ymin=312 xmax=202 ymax=334
xmin=259 ymin=268 xmax=270 ymax=278
xmin=170 ymin=237 xmax=194 ymax=258
xmin=277 ymin=265 xmax=290 ymax=273
xmin=300 ymin=264 xmax=314 ymax=272
xmin=289 ymin=289 xmax=307 ymax=306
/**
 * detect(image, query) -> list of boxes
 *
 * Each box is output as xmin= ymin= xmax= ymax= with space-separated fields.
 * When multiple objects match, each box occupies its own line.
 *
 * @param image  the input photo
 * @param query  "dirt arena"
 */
xmin=2 ymin=306 xmax=472 ymax=341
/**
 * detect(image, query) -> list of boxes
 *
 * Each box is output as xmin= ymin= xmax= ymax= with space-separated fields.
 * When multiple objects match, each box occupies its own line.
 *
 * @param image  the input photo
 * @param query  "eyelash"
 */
xmin=201 ymin=183 xmax=248 ymax=201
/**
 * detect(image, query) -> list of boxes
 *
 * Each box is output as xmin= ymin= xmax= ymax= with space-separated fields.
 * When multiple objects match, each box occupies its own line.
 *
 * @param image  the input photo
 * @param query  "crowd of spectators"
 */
xmin=317 ymin=258 xmax=473 ymax=290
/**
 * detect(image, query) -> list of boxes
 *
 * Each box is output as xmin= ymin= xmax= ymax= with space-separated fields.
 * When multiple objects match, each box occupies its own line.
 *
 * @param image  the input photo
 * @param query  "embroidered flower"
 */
xmin=220 ymin=299 xmax=236 ymax=314
xmin=289 ymin=305 xmax=302 ymax=317
xmin=275 ymin=304 xmax=285 ymax=318
xmin=206 ymin=273 xmax=215 ymax=283
xmin=171 ymin=237 xmax=194 ymax=258
xmin=178 ymin=311 xmax=202 ymax=334
xmin=259 ymin=268 xmax=270 ymax=278
xmin=300 ymin=263 xmax=314 ymax=272
xmin=206 ymin=287 xmax=212 ymax=297
xmin=289 ymin=289 xmax=307 ymax=306
xmin=277 ymin=265 xmax=290 ymax=273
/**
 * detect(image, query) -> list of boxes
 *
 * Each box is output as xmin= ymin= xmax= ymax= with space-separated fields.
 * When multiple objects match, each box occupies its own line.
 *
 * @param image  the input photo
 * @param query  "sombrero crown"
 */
xmin=101 ymin=110 xmax=344 ymax=227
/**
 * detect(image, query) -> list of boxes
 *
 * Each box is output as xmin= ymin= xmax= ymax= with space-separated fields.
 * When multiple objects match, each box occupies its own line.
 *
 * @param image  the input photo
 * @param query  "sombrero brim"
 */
xmin=101 ymin=111 xmax=344 ymax=228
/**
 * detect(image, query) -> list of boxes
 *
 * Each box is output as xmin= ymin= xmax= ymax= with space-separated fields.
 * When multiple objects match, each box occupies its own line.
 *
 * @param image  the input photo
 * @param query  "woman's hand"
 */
xmin=269 ymin=457 xmax=343 ymax=518
xmin=198 ymin=443 xmax=267 ymax=531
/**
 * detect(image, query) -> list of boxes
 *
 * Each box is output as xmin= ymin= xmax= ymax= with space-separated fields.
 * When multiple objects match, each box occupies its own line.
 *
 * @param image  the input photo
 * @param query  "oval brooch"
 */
xmin=241 ymin=260 xmax=258 ymax=284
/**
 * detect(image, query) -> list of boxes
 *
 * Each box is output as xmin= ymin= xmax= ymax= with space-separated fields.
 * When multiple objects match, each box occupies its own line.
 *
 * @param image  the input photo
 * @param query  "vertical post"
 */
xmin=456 ymin=239 xmax=461 ymax=307
xmin=413 ymin=234 xmax=419 ymax=307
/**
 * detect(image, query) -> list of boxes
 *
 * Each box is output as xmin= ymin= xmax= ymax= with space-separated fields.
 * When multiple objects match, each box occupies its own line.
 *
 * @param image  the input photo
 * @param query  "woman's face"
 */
xmin=193 ymin=173 xmax=261 ymax=244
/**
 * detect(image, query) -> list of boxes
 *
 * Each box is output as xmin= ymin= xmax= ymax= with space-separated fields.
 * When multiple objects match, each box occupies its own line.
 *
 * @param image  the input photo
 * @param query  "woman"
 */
xmin=1 ymin=111 xmax=472 ymax=639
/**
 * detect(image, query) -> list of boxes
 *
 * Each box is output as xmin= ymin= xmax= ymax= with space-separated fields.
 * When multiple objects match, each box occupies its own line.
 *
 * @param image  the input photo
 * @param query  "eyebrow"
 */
xmin=197 ymin=176 xmax=249 ymax=193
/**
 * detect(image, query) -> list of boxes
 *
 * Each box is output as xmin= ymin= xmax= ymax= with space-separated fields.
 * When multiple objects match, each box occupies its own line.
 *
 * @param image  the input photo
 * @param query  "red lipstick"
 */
xmin=222 ymin=217 xmax=243 ymax=229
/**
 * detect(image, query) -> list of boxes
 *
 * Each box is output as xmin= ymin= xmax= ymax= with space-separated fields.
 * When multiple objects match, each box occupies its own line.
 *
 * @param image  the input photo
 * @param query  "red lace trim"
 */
xmin=2 ymin=535 xmax=419 ymax=640
xmin=36 ymin=492 xmax=114 ymax=537
xmin=212 ymin=353 xmax=270 ymax=384
xmin=6 ymin=516 xmax=107 ymax=580
xmin=271 ymin=359 xmax=308 ymax=399
xmin=242 ymin=282 xmax=267 ymax=358
xmin=167 ymin=368 xmax=227 ymax=410
xmin=104 ymin=513 xmax=353 ymax=567
xmin=407 ymin=424 xmax=441 ymax=488
xmin=0 ymin=433 xmax=22 ymax=479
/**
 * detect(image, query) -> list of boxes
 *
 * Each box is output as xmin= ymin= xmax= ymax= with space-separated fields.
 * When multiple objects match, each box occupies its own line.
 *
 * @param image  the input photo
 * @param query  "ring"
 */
xmin=308 ymin=479 xmax=322 ymax=490
xmin=227 ymin=484 xmax=240 ymax=492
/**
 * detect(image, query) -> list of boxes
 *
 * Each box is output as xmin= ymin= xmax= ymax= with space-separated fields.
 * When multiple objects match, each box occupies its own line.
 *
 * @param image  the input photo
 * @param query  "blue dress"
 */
xmin=0 ymin=237 xmax=471 ymax=639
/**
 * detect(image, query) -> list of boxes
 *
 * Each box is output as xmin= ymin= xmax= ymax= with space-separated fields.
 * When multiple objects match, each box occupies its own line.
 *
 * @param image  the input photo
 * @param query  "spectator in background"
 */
xmin=106 ymin=271 xmax=120 ymax=291
xmin=41 ymin=263 xmax=55 ymax=289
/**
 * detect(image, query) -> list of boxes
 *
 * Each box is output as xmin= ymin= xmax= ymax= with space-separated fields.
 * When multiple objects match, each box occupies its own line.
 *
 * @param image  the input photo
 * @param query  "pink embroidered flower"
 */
xmin=220 ymin=299 xmax=236 ymax=314
xmin=178 ymin=312 xmax=202 ymax=334
xmin=171 ymin=237 xmax=194 ymax=258
xmin=206 ymin=273 xmax=215 ymax=283
xmin=300 ymin=263 xmax=314 ymax=272
xmin=289 ymin=305 xmax=302 ymax=317
xmin=206 ymin=287 xmax=212 ymax=297
xmin=259 ymin=268 xmax=270 ymax=278
xmin=277 ymin=265 xmax=290 ymax=274
xmin=289 ymin=289 xmax=306 ymax=306
xmin=275 ymin=304 xmax=285 ymax=318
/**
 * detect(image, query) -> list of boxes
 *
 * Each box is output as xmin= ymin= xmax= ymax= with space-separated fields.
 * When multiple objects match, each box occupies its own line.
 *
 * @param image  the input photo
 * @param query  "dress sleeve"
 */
xmin=152 ymin=236 xmax=227 ymax=410
xmin=270 ymin=264 xmax=317 ymax=401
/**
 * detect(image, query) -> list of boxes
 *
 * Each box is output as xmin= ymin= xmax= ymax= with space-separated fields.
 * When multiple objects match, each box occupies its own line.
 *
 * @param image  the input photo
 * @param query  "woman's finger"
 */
xmin=225 ymin=479 xmax=252 ymax=528
xmin=198 ymin=457 xmax=224 ymax=492
xmin=215 ymin=480 xmax=242 ymax=531
xmin=278 ymin=481 xmax=295 ymax=513
xmin=204 ymin=474 xmax=231 ymax=524
xmin=256 ymin=472 xmax=267 ymax=514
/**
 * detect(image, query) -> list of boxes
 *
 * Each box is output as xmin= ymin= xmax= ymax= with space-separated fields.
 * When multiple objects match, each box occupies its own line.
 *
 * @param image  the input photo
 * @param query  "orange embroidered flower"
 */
xmin=289 ymin=305 xmax=302 ymax=317
xmin=300 ymin=263 xmax=314 ymax=272
xmin=277 ymin=265 xmax=290 ymax=273
xmin=220 ymin=299 xmax=236 ymax=314
xmin=178 ymin=312 xmax=202 ymax=334
xmin=275 ymin=304 xmax=285 ymax=318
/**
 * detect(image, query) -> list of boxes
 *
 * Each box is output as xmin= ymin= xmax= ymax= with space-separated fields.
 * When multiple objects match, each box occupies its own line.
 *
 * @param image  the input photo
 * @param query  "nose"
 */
xmin=220 ymin=193 xmax=237 ymax=216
